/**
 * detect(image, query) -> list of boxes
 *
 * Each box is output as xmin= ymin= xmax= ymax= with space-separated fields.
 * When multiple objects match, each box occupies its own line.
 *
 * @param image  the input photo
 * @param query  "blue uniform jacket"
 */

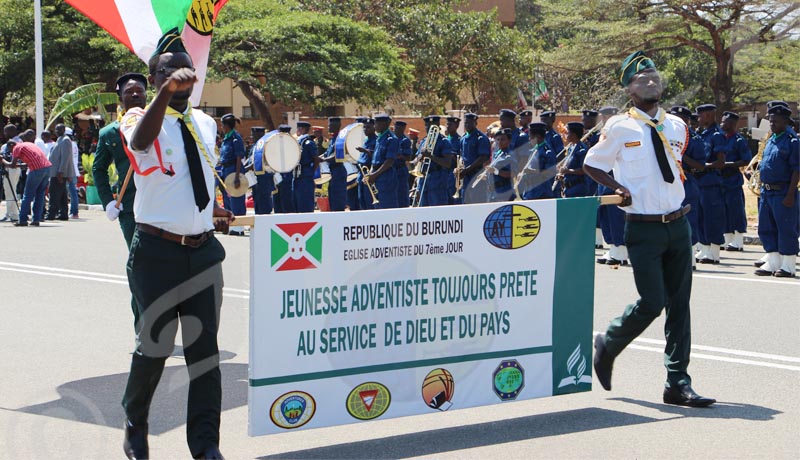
xmin=759 ymin=130 xmax=799 ymax=185
xmin=219 ymin=130 xmax=245 ymax=167
xmin=297 ymin=134 xmax=319 ymax=179
xmin=546 ymin=129 xmax=564 ymax=155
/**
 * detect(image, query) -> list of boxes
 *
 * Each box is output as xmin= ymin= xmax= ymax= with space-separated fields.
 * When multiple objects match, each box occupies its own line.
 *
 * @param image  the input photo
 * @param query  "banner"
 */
xmin=248 ymin=197 xmax=598 ymax=436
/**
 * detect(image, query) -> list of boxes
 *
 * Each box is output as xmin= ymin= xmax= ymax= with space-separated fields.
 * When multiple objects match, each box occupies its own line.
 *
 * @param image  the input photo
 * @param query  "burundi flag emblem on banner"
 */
xmin=270 ymin=223 xmax=323 ymax=271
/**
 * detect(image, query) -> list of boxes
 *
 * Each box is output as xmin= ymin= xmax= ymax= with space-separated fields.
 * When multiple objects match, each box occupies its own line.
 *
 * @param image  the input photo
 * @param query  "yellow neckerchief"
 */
xmin=165 ymin=106 xmax=228 ymax=191
xmin=627 ymin=107 xmax=686 ymax=181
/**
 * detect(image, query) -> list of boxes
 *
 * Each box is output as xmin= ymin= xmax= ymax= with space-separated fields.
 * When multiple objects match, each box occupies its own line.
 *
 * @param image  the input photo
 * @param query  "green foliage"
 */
xmin=0 ymin=0 xmax=35 ymax=113
xmin=81 ymin=153 xmax=117 ymax=186
xmin=211 ymin=0 xmax=412 ymax=109
xmin=46 ymin=83 xmax=119 ymax=129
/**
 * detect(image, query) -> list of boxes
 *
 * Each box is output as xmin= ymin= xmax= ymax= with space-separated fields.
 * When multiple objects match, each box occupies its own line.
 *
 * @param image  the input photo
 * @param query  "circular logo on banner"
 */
xmin=269 ymin=391 xmax=316 ymax=429
xmin=346 ymin=382 xmax=391 ymax=420
xmin=483 ymin=204 xmax=541 ymax=249
xmin=493 ymin=359 xmax=525 ymax=401
xmin=422 ymin=368 xmax=455 ymax=411
xmin=186 ymin=0 xmax=217 ymax=36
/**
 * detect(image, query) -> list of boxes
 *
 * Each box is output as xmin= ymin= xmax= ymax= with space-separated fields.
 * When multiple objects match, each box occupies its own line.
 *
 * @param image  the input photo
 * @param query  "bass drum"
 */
xmin=335 ymin=122 xmax=364 ymax=164
xmin=314 ymin=161 xmax=332 ymax=185
xmin=253 ymin=130 xmax=301 ymax=173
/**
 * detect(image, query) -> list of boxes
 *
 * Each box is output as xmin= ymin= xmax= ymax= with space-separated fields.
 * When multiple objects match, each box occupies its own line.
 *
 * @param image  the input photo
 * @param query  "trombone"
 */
xmin=360 ymin=165 xmax=380 ymax=205
xmin=411 ymin=125 xmax=440 ymax=207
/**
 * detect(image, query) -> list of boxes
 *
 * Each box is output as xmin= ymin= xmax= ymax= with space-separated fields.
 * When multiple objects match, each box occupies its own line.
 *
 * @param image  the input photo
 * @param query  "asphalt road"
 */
xmin=0 ymin=207 xmax=797 ymax=459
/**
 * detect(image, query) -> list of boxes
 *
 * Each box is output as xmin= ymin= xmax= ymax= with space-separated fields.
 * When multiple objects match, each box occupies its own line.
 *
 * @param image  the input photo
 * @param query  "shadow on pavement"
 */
xmin=259 ymin=407 xmax=663 ymax=460
xmin=611 ymin=397 xmax=782 ymax=421
xmin=5 ymin=350 xmax=246 ymax=435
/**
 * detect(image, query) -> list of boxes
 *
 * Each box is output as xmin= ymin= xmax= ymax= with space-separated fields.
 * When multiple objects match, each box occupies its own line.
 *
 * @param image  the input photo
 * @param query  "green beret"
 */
xmin=620 ymin=51 xmax=656 ymax=87
xmin=152 ymin=27 xmax=187 ymax=58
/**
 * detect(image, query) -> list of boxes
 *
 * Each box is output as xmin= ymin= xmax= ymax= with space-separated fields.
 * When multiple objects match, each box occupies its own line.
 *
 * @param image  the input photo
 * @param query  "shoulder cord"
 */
xmin=627 ymin=108 xmax=686 ymax=182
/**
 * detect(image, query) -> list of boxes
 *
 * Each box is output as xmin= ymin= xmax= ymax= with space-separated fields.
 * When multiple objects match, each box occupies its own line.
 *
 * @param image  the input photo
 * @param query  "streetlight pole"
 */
xmin=34 ymin=0 xmax=44 ymax=133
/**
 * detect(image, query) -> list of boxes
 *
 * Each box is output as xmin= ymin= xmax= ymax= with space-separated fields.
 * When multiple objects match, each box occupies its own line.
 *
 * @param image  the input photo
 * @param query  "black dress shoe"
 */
xmin=13 ymin=221 xmax=28 ymax=227
xmin=596 ymin=257 xmax=608 ymax=265
xmin=195 ymin=446 xmax=225 ymax=460
xmin=697 ymin=258 xmax=716 ymax=264
xmin=663 ymin=384 xmax=716 ymax=407
xmin=725 ymin=245 xmax=743 ymax=252
xmin=754 ymin=268 xmax=774 ymax=276
xmin=774 ymin=269 xmax=796 ymax=278
xmin=754 ymin=260 xmax=766 ymax=268
xmin=593 ymin=334 xmax=614 ymax=391
xmin=123 ymin=420 xmax=149 ymax=460
xmin=595 ymin=244 xmax=604 ymax=249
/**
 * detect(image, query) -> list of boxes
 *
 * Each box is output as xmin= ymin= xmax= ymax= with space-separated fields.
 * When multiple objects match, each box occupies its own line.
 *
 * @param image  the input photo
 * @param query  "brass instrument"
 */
xmin=452 ymin=155 xmax=464 ymax=199
xmin=360 ymin=165 xmax=380 ymax=205
xmin=411 ymin=125 xmax=441 ymax=207
xmin=744 ymin=129 xmax=769 ymax=196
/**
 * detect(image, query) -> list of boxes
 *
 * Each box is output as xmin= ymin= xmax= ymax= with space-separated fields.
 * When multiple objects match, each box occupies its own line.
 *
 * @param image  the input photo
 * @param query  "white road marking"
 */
xmin=0 ymin=262 xmax=249 ymax=299
xmin=694 ymin=273 xmax=799 ymax=286
xmin=631 ymin=336 xmax=800 ymax=363
xmin=627 ymin=344 xmax=800 ymax=372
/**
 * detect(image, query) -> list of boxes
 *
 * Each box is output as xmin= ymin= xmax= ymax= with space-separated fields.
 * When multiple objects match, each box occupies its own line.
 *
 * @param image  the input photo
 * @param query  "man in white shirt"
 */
xmin=119 ymin=29 xmax=232 ymax=460
xmin=584 ymin=51 xmax=715 ymax=408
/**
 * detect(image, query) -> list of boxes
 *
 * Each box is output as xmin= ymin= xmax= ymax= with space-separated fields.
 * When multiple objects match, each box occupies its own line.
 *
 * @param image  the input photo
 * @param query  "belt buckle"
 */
xmin=181 ymin=235 xmax=187 ymax=246
xmin=662 ymin=213 xmax=669 ymax=224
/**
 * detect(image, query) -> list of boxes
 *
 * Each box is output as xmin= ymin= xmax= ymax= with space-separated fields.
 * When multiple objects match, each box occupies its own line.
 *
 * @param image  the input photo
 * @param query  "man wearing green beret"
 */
xmin=584 ymin=51 xmax=715 ymax=407
xmin=119 ymin=28 xmax=232 ymax=460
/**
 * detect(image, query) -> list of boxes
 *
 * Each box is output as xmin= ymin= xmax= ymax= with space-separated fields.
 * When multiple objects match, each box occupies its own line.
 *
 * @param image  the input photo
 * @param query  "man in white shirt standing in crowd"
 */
xmin=1 ymin=124 xmax=22 ymax=222
xmin=585 ymin=51 xmax=715 ymax=408
xmin=119 ymin=29 xmax=232 ymax=460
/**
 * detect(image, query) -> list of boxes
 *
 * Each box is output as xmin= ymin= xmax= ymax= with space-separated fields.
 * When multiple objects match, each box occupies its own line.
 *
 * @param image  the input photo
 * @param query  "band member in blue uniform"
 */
xmin=520 ymin=122 xmax=556 ymax=200
xmin=322 ymin=117 xmax=346 ymax=211
xmin=518 ymin=110 xmax=533 ymax=135
xmin=486 ymin=128 xmax=517 ymax=202
xmin=716 ymin=111 xmax=752 ymax=251
xmin=293 ymin=121 xmax=319 ymax=213
xmin=595 ymin=106 xmax=628 ymax=265
xmin=754 ymin=104 xmax=799 ymax=277
xmin=499 ymin=109 xmax=528 ymax=150
xmin=557 ymin=122 xmax=590 ymax=198
xmin=581 ymin=110 xmax=601 ymax=197
xmin=365 ymin=113 xmax=399 ymax=209
xmin=355 ymin=118 xmax=377 ymax=210
xmin=695 ymin=104 xmax=725 ymax=264
xmin=416 ymin=115 xmax=453 ymax=207
xmin=273 ymin=124 xmax=295 ymax=213
xmin=218 ymin=113 xmax=246 ymax=235
xmin=445 ymin=116 xmax=462 ymax=204
xmin=458 ymin=113 xmax=491 ymax=204
xmin=669 ymin=106 xmax=706 ymax=270
xmin=392 ymin=120 xmax=412 ymax=208
xmin=540 ymin=110 xmax=564 ymax=155
xmin=594 ymin=106 xmax=620 ymax=249
xmin=250 ymin=126 xmax=274 ymax=215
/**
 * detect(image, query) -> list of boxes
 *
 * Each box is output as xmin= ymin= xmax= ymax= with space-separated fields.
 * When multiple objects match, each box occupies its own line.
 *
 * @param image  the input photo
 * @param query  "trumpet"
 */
xmin=452 ymin=155 xmax=464 ymax=199
xmin=360 ymin=165 xmax=380 ymax=205
xmin=411 ymin=125 xmax=440 ymax=207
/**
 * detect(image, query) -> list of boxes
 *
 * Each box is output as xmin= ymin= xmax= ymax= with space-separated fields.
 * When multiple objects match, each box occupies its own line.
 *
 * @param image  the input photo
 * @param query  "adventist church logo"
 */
xmin=557 ymin=344 xmax=593 ymax=388
xmin=270 ymin=222 xmax=322 ymax=271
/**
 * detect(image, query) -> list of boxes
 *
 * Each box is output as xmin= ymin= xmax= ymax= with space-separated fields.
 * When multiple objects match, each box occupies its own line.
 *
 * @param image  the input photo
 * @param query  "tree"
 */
xmin=0 ymin=0 xmax=35 ymax=115
xmin=210 ymin=0 xmax=412 ymax=129
xmin=525 ymin=0 xmax=800 ymax=112
xmin=299 ymin=0 xmax=538 ymax=113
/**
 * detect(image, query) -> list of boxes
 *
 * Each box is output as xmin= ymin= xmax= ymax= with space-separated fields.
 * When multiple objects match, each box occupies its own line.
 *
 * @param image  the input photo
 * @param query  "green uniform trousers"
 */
xmin=119 ymin=212 xmax=139 ymax=331
xmin=122 ymin=228 xmax=226 ymax=456
xmin=603 ymin=215 xmax=693 ymax=388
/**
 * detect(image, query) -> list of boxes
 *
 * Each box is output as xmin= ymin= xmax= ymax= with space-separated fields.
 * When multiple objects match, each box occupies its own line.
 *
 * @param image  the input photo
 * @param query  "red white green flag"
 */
xmin=65 ymin=0 xmax=228 ymax=106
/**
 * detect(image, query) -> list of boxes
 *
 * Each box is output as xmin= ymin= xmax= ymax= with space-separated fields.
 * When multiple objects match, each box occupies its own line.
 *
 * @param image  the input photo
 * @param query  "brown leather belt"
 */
xmin=136 ymin=223 xmax=214 ymax=248
xmin=625 ymin=205 xmax=691 ymax=224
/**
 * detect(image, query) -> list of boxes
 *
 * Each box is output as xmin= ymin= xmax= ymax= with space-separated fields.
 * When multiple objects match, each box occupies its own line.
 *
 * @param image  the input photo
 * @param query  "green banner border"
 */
xmin=250 ymin=345 xmax=552 ymax=387
xmin=551 ymin=197 xmax=597 ymax=395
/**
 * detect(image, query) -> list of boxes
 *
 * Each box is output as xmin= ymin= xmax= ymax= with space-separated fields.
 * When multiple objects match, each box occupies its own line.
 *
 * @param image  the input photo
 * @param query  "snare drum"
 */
xmin=253 ymin=130 xmax=301 ymax=174
xmin=344 ymin=162 xmax=359 ymax=190
xmin=335 ymin=123 xmax=364 ymax=164
xmin=314 ymin=161 xmax=332 ymax=185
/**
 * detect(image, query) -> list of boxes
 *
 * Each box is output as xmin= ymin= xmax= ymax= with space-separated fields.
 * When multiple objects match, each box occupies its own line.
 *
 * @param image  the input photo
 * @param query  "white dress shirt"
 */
xmin=585 ymin=107 xmax=688 ymax=215
xmin=121 ymin=106 xmax=218 ymax=235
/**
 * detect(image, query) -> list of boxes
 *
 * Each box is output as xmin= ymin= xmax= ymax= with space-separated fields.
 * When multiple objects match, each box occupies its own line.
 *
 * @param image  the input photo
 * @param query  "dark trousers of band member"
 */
xmin=602 ymin=216 xmax=693 ymax=388
xmin=122 ymin=229 xmax=226 ymax=456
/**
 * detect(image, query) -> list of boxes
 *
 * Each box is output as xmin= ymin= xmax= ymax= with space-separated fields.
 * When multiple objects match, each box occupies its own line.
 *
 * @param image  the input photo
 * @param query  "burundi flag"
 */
xmin=65 ymin=0 xmax=228 ymax=106
xmin=271 ymin=223 xmax=323 ymax=271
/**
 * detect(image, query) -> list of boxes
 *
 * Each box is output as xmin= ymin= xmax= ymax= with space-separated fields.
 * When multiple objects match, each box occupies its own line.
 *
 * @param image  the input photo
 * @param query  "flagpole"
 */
xmin=34 ymin=0 xmax=44 ymax=134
